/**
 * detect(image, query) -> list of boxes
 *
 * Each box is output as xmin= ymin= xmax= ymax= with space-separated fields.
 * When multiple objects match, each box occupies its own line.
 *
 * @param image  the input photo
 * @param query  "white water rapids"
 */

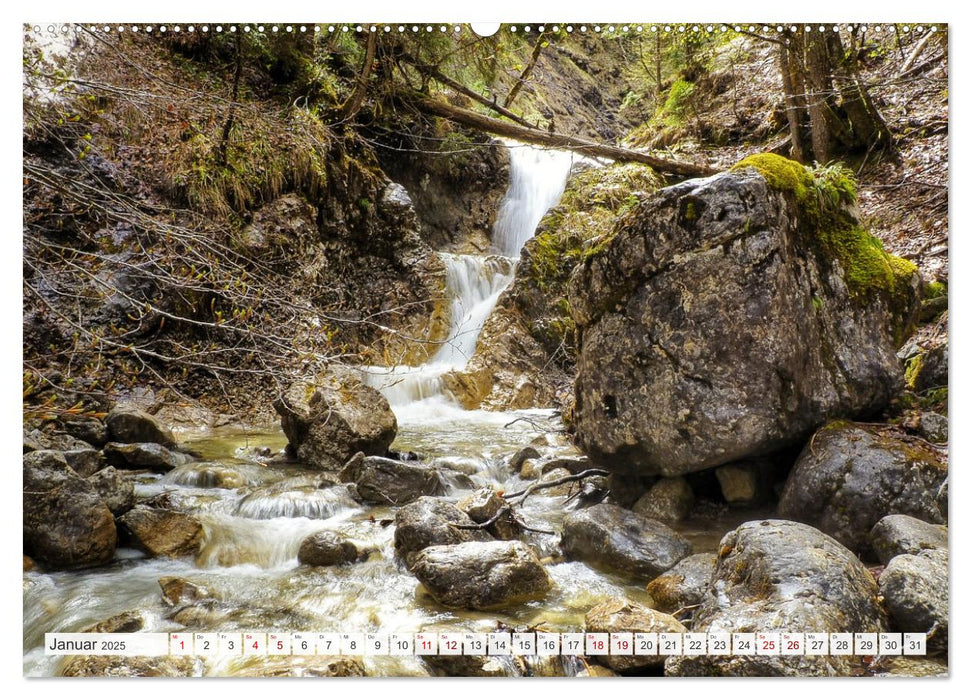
xmin=362 ymin=143 xmax=575 ymax=417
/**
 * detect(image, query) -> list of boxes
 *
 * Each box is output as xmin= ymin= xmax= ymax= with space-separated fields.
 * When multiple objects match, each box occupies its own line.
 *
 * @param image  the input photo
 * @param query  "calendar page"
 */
xmin=22 ymin=15 xmax=949 ymax=680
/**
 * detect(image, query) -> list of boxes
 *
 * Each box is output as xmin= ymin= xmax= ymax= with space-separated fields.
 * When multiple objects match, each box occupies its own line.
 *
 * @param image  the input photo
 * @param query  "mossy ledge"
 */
xmin=732 ymin=154 xmax=920 ymax=330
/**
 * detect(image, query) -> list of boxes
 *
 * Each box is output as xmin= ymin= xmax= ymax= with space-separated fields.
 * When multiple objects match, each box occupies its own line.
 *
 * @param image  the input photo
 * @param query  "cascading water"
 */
xmin=362 ymin=142 xmax=575 ymax=413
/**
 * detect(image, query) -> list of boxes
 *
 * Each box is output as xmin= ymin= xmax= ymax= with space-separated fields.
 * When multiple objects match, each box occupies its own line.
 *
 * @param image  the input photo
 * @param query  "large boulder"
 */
xmin=23 ymin=450 xmax=116 ymax=568
xmin=103 ymin=442 xmax=192 ymax=472
xmin=412 ymin=540 xmax=551 ymax=610
xmin=117 ymin=506 xmax=203 ymax=558
xmin=274 ymin=368 xmax=397 ymax=470
xmin=778 ymin=422 xmax=947 ymax=555
xmin=393 ymin=497 xmax=492 ymax=566
xmin=105 ymin=407 xmax=176 ymax=448
xmin=340 ymin=455 xmax=443 ymax=505
xmin=666 ymin=520 xmax=887 ymax=677
xmin=87 ymin=466 xmax=135 ymax=516
xmin=584 ymin=598 xmax=687 ymax=672
xmin=297 ymin=531 xmax=359 ymax=567
xmin=879 ymin=548 xmax=948 ymax=651
xmin=560 ymin=503 xmax=691 ymax=579
xmin=569 ymin=163 xmax=919 ymax=476
xmin=870 ymin=515 xmax=948 ymax=565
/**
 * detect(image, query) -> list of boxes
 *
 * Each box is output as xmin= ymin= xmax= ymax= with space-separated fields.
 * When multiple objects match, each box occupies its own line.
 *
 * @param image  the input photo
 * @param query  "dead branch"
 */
xmin=505 ymin=468 xmax=610 ymax=504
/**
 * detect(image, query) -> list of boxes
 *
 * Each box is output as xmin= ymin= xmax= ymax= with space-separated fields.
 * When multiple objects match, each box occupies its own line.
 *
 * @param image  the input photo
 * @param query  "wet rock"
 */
xmin=536 ymin=467 xmax=576 ymax=497
xmin=872 ymin=657 xmax=949 ymax=678
xmin=576 ymin=664 xmax=619 ymax=677
xmin=424 ymin=653 xmax=518 ymax=677
xmin=232 ymin=657 xmax=367 ymax=677
xmin=62 ymin=448 xmax=105 ymax=477
xmin=778 ymin=422 xmax=947 ymax=555
xmin=540 ymin=456 xmax=592 ymax=475
xmin=508 ymin=446 xmax=541 ymax=474
xmin=437 ymin=468 xmax=477 ymax=493
xmin=429 ymin=456 xmax=483 ymax=476
xmin=83 ymin=610 xmax=145 ymax=633
xmin=23 ymin=450 xmax=116 ymax=568
xmin=103 ymin=442 xmax=193 ymax=473
xmin=585 ymin=598 xmax=687 ymax=672
xmin=59 ymin=417 xmax=108 ymax=448
xmin=457 ymin=488 xmax=522 ymax=540
xmin=87 ymin=466 xmax=135 ymax=516
xmin=298 ymin=531 xmax=360 ymax=566
xmin=570 ymin=169 xmax=917 ymax=476
xmin=274 ymin=367 xmax=397 ymax=471
xmin=23 ymin=555 xmax=37 ymax=572
xmin=117 ymin=506 xmax=202 ymax=557
xmin=632 ymin=477 xmax=694 ymax=522
xmin=879 ymin=548 xmax=948 ymax=651
xmin=235 ymin=478 xmax=357 ymax=520
xmin=61 ymin=656 xmax=199 ymax=677
xmin=561 ymin=503 xmax=691 ymax=578
xmin=646 ymin=553 xmax=717 ymax=614
xmin=870 ymin=515 xmax=948 ymax=565
xmin=604 ymin=474 xmax=654 ymax=509
xmin=105 ymin=407 xmax=176 ymax=448
xmin=918 ymin=412 xmax=948 ymax=444
xmin=715 ymin=460 xmax=770 ymax=505
xmin=158 ymin=577 xmax=215 ymax=607
xmin=393 ymin=497 xmax=492 ymax=566
xmin=166 ymin=462 xmax=256 ymax=489
xmin=412 ymin=541 xmax=551 ymax=610
xmin=666 ymin=520 xmax=887 ymax=676
xmin=520 ymin=459 xmax=541 ymax=480
xmin=23 ymin=429 xmax=92 ymax=453
xmin=340 ymin=455 xmax=443 ymax=505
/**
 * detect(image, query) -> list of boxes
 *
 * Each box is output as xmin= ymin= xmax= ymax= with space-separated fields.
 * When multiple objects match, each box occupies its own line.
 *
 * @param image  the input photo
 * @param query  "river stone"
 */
xmin=632 ymin=477 xmax=694 ymax=522
xmin=585 ymin=598 xmax=687 ymax=672
xmin=117 ymin=506 xmax=202 ymax=558
xmin=59 ymin=416 xmax=108 ymax=447
xmin=62 ymin=448 xmax=105 ymax=477
xmin=870 ymin=515 xmax=948 ymax=565
xmin=508 ymin=446 xmax=541 ymax=474
xmin=665 ymin=520 xmax=887 ymax=677
xmin=103 ymin=442 xmax=192 ymax=472
xmin=569 ymin=170 xmax=917 ymax=476
xmin=23 ymin=429 xmax=92 ymax=453
xmin=537 ymin=467 xmax=575 ymax=497
xmin=23 ymin=450 xmax=116 ymax=568
xmin=778 ymin=422 xmax=947 ymax=555
xmin=918 ymin=412 xmax=948 ymax=444
xmin=457 ymin=488 xmax=522 ymax=540
xmin=715 ymin=460 xmax=770 ymax=505
xmin=561 ymin=503 xmax=691 ymax=579
xmin=61 ymin=655 xmax=199 ymax=677
xmin=87 ymin=466 xmax=135 ymax=516
xmin=159 ymin=577 xmax=214 ymax=607
xmin=412 ymin=541 xmax=551 ymax=610
xmin=646 ymin=553 xmax=717 ymax=614
xmin=540 ymin=456 xmax=592 ymax=475
xmin=341 ymin=455 xmax=444 ymax=505
xmin=393 ymin=497 xmax=492 ymax=566
xmin=233 ymin=657 xmax=367 ymax=677
xmin=105 ymin=407 xmax=176 ymax=448
xmin=298 ymin=531 xmax=359 ymax=566
xmin=274 ymin=367 xmax=397 ymax=471
xmin=879 ymin=548 xmax=948 ymax=651
xmin=906 ymin=344 xmax=947 ymax=393
xmin=83 ymin=610 xmax=145 ymax=633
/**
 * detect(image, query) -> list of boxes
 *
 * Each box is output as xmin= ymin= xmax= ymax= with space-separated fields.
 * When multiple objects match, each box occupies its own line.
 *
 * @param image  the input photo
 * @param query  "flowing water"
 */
xmin=22 ymin=142 xmax=751 ymax=677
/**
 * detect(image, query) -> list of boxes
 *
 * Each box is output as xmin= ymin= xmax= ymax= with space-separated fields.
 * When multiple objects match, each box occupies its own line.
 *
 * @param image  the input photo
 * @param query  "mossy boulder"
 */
xmin=569 ymin=163 xmax=919 ymax=476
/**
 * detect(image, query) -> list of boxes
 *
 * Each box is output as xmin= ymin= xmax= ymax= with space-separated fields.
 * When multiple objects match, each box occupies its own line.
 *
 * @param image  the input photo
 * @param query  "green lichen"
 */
xmin=684 ymin=200 xmax=698 ymax=222
xmin=924 ymin=281 xmax=946 ymax=299
xmin=904 ymin=353 xmax=926 ymax=390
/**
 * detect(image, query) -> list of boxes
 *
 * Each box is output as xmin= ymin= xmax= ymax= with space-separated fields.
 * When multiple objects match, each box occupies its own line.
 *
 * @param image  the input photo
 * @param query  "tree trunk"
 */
xmin=504 ymin=31 xmax=548 ymax=109
xmin=339 ymin=30 xmax=378 ymax=122
xmin=411 ymin=96 xmax=716 ymax=178
xmin=778 ymin=43 xmax=807 ymax=163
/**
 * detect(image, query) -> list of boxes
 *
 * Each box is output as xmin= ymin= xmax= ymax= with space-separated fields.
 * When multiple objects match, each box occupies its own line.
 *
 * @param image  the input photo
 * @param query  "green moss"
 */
xmin=685 ymin=200 xmax=698 ymax=222
xmin=732 ymin=153 xmax=813 ymax=201
xmin=925 ymin=281 xmax=947 ymax=299
xmin=905 ymin=353 xmax=926 ymax=390
xmin=812 ymin=296 xmax=823 ymax=312
xmin=654 ymin=79 xmax=696 ymax=128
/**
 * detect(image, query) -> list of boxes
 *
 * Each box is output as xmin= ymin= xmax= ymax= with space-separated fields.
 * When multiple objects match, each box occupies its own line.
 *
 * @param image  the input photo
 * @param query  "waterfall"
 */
xmin=362 ymin=142 xmax=575 ymax=413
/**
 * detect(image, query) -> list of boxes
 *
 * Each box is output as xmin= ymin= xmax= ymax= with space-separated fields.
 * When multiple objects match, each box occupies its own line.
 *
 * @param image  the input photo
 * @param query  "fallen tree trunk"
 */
xmin=413 ymin=96 xmax=717 ymax=178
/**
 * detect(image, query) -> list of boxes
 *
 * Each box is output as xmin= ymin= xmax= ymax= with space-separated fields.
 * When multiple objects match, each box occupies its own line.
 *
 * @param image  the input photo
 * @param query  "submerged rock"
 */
xmin=393 ymin=497 xmax=492 ymax=566
xmin=82 ymin=610 xmax=145 ymax=633
xmin=297 ymin=531 xmax=359 ymax=567
xmin=23 ymin=450 xmax=116 ymax=568
xmin=341 ymin=455 xmax=444 ymax=505
xmin=274 ymin=368 xmax=397 ymax=471
xmin=646 ymin=553 xmax=717 ymax=615
xmin=879 ymin=548 xmax=948 ymax=651
xmin=585 ymin=598 xmax=687 ymax=672
xmin=412 ymin=540 xmax=551 ymax=610
xmin=870 ymin=514 xmax=948 ymax=565
xmin=778 ymin=422 xmax=947 ymax=555
xmin=159 ymin=577 xmax=215 ymax=607
xmin=117 ymin=506 xmax=203 ymax=558
xmin=569 ymin=167 xmax=918 ymax=476
xmin=560 ymin=503 xmax=691 ymax=579
xmin=231 ymin=657 xmax=367 ymax=677
xmin=105 ymin=407 xmax=176 ymax=448
xmin=666 ymin=520 xmax=886 ymax=676
xmin=61 ymin=656 xmax=199 ymax=677
xmin=632 ymin=477 xmax=694 ymax=522
xmin=103 ymin=442 xmax=193 ymax=472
